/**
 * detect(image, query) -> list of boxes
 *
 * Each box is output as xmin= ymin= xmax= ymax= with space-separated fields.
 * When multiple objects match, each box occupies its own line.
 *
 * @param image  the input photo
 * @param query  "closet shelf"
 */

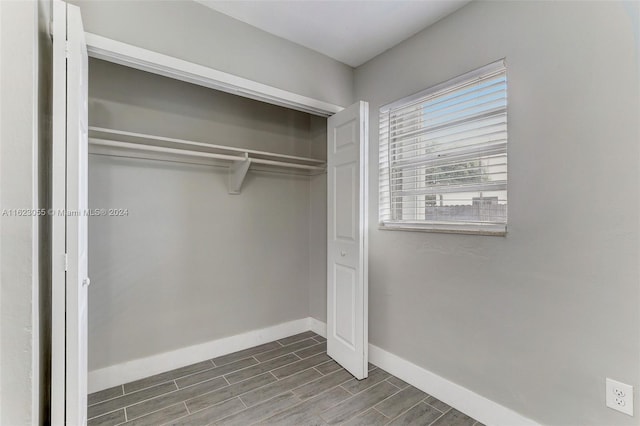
xmin=88 ymin=127 xmax=326 ymax=194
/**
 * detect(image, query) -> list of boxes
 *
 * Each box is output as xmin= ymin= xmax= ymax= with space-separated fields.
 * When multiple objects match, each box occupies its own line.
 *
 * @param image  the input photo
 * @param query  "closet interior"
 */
xmin=86 ymin=58 xmax=328 ymax=378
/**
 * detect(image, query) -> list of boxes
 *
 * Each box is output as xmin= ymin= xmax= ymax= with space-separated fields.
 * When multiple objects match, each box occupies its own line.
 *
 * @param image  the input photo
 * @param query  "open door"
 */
xmin=52 ymin=1 xmax=89 ymax=424
xmin=327 ymin=101 xmax=369 ymax=380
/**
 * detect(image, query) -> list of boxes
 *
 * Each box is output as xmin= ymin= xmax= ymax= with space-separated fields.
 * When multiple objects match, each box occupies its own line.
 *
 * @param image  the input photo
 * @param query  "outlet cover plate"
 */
xmin=606 ymin=378 xmax=634 ymax=416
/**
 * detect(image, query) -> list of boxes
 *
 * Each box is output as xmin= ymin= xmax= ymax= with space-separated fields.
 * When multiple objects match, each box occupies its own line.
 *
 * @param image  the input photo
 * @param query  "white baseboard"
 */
xmin=368 ymin=344 xmax=539 ymax=426
xmin=307 ymin=316 xmax=327 ymax=337
xmin=89 ymin=317 xmax=539 ymax=426
xmin=88 ymin=317 xmax=312 ymax=393
xmin=311 ymin=318 xmax=537 ymax=426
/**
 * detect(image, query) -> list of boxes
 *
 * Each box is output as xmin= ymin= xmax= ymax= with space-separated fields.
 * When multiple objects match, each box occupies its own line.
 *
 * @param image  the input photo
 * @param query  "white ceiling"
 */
xmin=196 ymin=1 xmax=472 ymax=67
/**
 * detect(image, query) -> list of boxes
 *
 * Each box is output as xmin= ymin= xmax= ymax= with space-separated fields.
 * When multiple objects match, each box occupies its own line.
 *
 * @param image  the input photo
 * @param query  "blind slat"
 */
xmin=393 ymin=182 xmax=507 ymax=197
xmin=379 ymin=112 xmax=506 ymax=142
xmin=391 ymin=142 xmax=507 ymax=169
xmin=391 ymin=133 xmax=507 ymax=161
xmin=391 ymin=89 xmax=506 ymax=130
xmin=390 ymin=171 xmax=508 ymax=187
xmin=386 ymin=108 xmax=506 ymax=142
xmin=385 ymin=79 xmax=507 ymax=126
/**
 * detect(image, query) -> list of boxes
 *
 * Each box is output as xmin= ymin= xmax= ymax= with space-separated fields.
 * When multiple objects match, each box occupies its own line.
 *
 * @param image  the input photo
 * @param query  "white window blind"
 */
xmin=379 ymin=60 xmax=508 ymax=235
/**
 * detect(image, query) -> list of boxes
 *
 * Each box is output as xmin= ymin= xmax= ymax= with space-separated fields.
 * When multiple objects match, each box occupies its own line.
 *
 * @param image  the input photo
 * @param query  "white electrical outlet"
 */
xmin=606 ymin=378 xmax=634 ymax=416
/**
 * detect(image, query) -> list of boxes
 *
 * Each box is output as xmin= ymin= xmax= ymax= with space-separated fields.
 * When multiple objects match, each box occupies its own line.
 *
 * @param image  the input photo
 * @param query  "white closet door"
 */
xmin=327 ymin=101 xmax=369 ymax=380
xmin=52 ymin=1 xmax=89 ymax=424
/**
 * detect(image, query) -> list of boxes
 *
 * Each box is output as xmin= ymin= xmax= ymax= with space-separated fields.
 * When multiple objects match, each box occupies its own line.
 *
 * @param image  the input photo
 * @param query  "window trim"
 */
xmin=378 ymin=59 xmax=508 ymax=236
xmin=378 ymin=221 xmax=507 ymax=236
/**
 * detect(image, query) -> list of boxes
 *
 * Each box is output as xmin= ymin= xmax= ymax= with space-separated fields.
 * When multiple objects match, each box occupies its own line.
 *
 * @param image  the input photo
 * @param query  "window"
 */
xmin=379 ymin=59 xmax=507 ymax=235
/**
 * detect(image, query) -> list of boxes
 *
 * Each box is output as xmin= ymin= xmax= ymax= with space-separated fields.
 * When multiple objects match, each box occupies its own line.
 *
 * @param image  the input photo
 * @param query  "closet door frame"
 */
xmin=65 ymin=31 xmax=368 ymax=408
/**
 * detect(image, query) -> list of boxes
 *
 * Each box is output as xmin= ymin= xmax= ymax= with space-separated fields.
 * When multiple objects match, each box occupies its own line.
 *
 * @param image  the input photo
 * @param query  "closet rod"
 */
xmin=89 ymin=139 xmax=326 ymax=171
xmin=246 ymin=158 xmax=325 ymax=171
xmin=90 ymin=139 xmax=246 ymax=162
xmin=89 ymin=127 xmax=326 ymax=165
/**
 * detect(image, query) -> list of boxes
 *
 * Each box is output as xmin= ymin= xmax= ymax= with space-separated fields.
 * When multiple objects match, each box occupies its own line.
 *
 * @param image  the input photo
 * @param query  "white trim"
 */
xmin=50 ymin=1 xmax=67 ymax=424
xmin=311 ymin=319 xmax=538 ymax=426
xmin=88 ymin=318 xmax=313 ymax=393
xmin=0 ymin=0 xmax=3 ymax=418
xmin=88 ymin=317 xmax=539 ymax=425
xmin=84 ymin=33 xmax=343 ymax=117
xmin=379 ymin=222 xmax=507 ymax=236
xmin=308 ymin=317 xmax=328 ymax=337
xmin=30 ymin=0 xmax=40 ymax=421
xmin=369 ymin=345 xmax=540 ymax=426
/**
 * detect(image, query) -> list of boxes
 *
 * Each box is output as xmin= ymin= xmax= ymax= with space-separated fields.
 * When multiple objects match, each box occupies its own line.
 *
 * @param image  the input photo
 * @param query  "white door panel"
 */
xmin=66 ymin=4 xmax=89 ymax=424
xmin=334 ymin=264 xmax=356 ymax=347
xmin=334 ymin=163 xmax=356 ymax=241
xmin=327 ymin=101 xmax=368 ymax=380
xmin=52 ymin=1 xmax=89 ymax=424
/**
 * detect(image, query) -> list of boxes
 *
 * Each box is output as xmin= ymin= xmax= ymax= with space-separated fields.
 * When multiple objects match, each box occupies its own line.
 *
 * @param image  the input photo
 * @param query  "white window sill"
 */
xmin=378 ymin=222 xmax=507 ymax=236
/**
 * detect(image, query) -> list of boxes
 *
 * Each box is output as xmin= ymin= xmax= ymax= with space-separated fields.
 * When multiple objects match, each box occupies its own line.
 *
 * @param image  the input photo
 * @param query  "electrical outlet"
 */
xmin=606 ymin=378 xmax=633 ymax=416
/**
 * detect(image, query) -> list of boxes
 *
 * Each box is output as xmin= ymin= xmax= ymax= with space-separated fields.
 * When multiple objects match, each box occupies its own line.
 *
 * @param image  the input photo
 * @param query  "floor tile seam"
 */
xmin=124 ymin=379 xmax=234 ymax=422
xmin=186 ymin=367 xmax=316 ymax=417
xmin=89 ymin=383 xmax=178 ymax=421
xmin=236 ymin=366 xmax=327 ymax=407
xmin=88 ymin=384 xmax=131 ymax=408
xmin=120 ymin=362 xmax=226 ymax=397
xmin=320 ymin=382 xmax=401 ymax=424
xmin=381 ymin=400 xmax=424 ymax=426
xmin=221 ymin=353 xmax=307 ymax=385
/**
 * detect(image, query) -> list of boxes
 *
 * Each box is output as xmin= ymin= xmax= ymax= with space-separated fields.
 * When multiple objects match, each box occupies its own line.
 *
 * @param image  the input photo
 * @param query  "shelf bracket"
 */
xmin=228 ymin=155 xmax=251 ymax=194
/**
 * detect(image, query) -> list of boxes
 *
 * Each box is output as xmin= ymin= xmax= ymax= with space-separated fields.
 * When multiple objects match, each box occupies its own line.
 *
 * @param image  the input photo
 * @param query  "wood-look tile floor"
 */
xmin=88 ymin=331 xmax=483 ymax=426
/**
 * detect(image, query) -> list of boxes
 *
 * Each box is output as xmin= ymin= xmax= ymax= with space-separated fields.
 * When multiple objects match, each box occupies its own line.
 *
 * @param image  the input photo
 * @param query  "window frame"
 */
xmin=378 ymin=59 xmax=508 ymax=236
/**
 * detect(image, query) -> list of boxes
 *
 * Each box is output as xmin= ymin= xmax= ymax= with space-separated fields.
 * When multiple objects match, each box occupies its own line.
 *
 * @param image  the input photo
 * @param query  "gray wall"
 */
xmin=0 ymin=0 xmax=52 ymax=424
xmin=69 ymin=0 xmax=354 ymax=108
xmin=89 ymin=59 xmax=316 ymax=157
xmin=88 ymin=60 xmax=325 ymax=371
xmin=308 ymin=116 xmax=328 ymax=322
xmin=354 ymin=1 xmax=639 ymax=425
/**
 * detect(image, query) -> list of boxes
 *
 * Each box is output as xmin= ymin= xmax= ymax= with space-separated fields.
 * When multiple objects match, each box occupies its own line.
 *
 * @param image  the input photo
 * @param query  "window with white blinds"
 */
xmin=379 ymin=60 xmax=507 ymax=235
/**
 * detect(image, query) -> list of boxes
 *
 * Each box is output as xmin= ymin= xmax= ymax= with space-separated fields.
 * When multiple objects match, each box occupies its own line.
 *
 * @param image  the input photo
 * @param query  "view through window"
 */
xmin=379 ymin=60 xmax=508 ymax=234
